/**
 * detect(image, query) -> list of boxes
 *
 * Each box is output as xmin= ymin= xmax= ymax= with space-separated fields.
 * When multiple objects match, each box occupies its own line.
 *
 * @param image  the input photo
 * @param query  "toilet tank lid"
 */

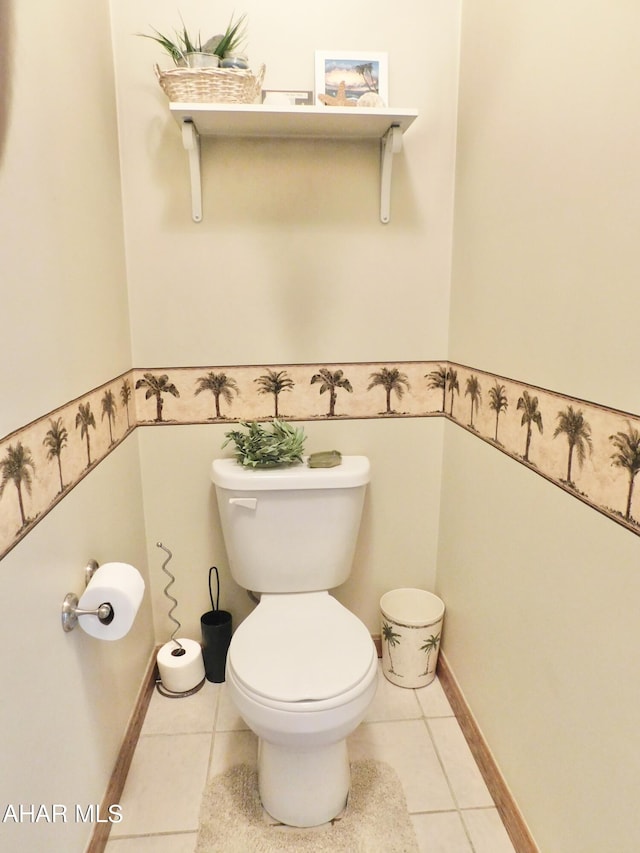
xmin=211 ymin=455 xmax=370 ymax=490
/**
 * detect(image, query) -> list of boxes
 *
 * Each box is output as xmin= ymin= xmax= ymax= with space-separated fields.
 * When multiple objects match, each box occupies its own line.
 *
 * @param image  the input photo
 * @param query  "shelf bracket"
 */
xmin=181 ymin=119 xmax=202 ymax=223
xmin=379 ymin=125 xmax=403 ymax=224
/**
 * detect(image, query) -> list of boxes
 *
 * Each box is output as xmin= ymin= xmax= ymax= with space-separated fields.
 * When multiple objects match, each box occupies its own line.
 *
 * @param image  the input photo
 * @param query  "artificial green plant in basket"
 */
xmin=139 ymin=12 xmax=247 ymax=67
xmin=223 ymin=420 xmax=306 ymax=468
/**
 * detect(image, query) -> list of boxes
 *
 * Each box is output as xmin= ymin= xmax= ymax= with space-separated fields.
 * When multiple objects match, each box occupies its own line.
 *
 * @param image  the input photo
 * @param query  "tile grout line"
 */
xmin=206 ymin=682 xmax=222 ymax=784
xmin=420 ymin=712 xmax=479 ymax=852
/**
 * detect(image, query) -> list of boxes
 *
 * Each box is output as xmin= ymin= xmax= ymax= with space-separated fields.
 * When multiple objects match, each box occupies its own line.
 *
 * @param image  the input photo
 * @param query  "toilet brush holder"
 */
xmin=201 ymin=566 xmax=232 ymax=683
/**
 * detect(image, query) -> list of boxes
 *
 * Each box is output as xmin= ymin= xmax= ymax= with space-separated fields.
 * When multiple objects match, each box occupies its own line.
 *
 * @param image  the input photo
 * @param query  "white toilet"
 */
xmin=210 ymin=455 xmax=377 ymax=827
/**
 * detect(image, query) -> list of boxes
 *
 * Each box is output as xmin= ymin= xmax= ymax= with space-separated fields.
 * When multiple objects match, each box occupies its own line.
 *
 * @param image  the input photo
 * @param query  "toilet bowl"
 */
xmin=225 ymin=591 xmax=378 ymax=826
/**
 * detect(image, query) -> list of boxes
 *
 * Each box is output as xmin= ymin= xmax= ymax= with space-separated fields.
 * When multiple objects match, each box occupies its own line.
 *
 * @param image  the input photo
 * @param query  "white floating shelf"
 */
xmin=168 ymin=103 xmax=419 ymax=223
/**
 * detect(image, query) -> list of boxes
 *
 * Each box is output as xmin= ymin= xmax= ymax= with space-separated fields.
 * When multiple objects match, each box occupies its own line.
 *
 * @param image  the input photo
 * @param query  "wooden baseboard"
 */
xmin=86 ymin=648 xmax=159 ymax=853
xmin=437 ymin=653 xmax=539 ymax=853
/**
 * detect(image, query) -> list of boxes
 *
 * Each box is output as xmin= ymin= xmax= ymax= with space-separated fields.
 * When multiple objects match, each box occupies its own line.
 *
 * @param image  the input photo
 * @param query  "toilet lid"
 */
xmin=228 ymin=593 xmax=376 ymax=703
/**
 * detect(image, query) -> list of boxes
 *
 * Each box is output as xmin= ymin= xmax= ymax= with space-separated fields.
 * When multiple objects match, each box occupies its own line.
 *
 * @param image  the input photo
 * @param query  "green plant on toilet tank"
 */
xmin=138 ymin=12 xmax=247 ymax=66
xmin=223 ymin=420 xmax=306 ymax=468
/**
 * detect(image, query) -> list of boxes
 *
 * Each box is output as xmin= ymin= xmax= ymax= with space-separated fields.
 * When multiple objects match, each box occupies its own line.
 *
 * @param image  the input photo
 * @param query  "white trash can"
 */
xmin=380 ymin=588 xmax=445 ymax=688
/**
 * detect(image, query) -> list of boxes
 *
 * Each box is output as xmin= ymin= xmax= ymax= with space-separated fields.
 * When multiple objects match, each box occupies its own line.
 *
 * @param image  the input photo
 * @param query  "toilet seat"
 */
xmin=228 ymin=592 xmax=376 ymax=707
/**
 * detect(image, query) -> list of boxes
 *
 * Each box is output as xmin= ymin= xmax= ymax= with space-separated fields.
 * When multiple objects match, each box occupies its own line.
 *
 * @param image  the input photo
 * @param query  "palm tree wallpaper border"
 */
xmin=0 ymin=372 xmax=137 ymax=559
xmin=2 ymin=360 xmax=640 ymax=561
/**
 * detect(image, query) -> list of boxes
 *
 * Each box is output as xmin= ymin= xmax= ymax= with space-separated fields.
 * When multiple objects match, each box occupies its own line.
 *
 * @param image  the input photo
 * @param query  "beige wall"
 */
xmin=449 ymin=0 xmax=640 ymax=414
xmin=441 ymin=2 xmax=640 ymax=851
xmin=138 ymin=418 xmax=444 ymax=639
xmin=13 ymin=1 xmax=638 ymax=849
xmin=0 ymin=2 xmax=153 ymax=851
xmin=111 ymin=0 xmax=458 ymax=367
xmin=0 ymin=439 xmax=152 ymax=852
xmin=5 ymin=0 xmax=640 ymax=849
xmin=1 ymin=1 xmax=460 ymax=849
xmin=0 ymin=0 xmax=133 ymax=435
xmin=110 ymin=0 xmax=460 ymax=635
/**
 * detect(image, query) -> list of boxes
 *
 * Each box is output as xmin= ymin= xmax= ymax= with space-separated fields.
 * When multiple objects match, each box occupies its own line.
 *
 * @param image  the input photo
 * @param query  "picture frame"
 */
xmin=314 ymin=51 xmax=389 ymax=107
xmin=262 ymin=89 xmax=314 ymax=106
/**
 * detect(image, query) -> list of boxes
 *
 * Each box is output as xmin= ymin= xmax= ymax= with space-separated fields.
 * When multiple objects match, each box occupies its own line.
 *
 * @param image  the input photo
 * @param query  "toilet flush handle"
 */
xmin=229 ymin=497 xmax=257 ymax=510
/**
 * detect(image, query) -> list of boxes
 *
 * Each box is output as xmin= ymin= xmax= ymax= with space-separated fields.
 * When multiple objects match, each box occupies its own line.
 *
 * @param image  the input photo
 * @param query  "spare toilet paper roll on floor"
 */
xmin=77 ymin=562 xmax=145 ymax=641
xmin=157 ymin=639 xmax=205 ymax=693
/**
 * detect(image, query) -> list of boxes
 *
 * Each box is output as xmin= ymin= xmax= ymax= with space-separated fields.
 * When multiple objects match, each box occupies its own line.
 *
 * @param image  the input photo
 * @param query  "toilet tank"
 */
xmin=211 ymin=456 xmax=370 ymax=593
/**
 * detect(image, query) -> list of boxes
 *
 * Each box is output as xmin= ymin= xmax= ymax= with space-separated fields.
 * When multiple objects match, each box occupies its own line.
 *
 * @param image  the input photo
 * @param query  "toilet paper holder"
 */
xmin=61 ymin=559 xmax=114 ymax=632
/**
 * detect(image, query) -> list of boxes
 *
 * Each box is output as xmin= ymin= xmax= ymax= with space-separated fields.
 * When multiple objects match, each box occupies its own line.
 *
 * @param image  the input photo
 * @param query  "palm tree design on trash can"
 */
xmin=420 ymin=633 xmax=441 ymax=676
xmin=382 ymin=621 xmax=402 ymax=677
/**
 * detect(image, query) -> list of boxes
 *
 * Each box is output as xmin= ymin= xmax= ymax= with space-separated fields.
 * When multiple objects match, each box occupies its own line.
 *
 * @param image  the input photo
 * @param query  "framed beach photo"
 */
xmin=314 ymin=51 xmax=389 ymax=106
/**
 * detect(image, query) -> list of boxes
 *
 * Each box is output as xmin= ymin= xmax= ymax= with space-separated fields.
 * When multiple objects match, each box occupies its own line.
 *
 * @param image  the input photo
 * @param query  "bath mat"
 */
xmin=195 ymin=760 xmax=419 ymax=852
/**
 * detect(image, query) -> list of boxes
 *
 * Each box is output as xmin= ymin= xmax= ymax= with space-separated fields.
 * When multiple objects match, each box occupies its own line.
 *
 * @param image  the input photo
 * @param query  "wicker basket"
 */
xmin=155 ymin=64 xmax=265 ymax=104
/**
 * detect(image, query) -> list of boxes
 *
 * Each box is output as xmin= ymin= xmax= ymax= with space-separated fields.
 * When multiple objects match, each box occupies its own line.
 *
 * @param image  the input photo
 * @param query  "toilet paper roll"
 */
xmin=157 ymin=639 xmax=205 ymax=693
xmin=77 ymin=562 xmax=145 ymax=641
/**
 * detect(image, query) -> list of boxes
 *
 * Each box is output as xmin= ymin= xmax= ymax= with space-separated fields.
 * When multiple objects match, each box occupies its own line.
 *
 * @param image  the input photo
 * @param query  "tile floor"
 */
xmin=105 ymin=663 xmax=516 ymax=852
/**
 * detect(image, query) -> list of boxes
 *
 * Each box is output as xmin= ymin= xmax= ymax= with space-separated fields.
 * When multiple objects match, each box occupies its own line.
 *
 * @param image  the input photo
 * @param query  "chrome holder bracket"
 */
xmin=61 ymin=560 xmax=113 ymax=633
